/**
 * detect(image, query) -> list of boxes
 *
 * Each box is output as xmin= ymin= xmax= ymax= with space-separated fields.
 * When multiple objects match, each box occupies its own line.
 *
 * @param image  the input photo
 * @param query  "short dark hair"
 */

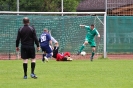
xmin=62 ymin=57 xmax=67 ymax=61
xmin=23 ymin=17 xmax=29 ymax=24
xmin=91 ymin=24 xmax=94 ymax=27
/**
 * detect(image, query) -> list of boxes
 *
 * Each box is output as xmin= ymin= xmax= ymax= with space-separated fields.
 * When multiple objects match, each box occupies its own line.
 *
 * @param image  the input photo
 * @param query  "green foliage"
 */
xmin=0 ymin=0 xmax=16 ymax=11
xmin=0 ymin=59 xmax=133 ymax=88
xmin=0 ymin=0 xmax=81 ymax=12
xmin=63 ymin=0 xmax=80 ymax=12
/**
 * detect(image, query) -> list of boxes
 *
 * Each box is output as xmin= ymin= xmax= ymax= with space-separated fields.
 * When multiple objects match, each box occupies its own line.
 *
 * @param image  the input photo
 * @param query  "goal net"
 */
xmin=0 ymin=12 xmax=106 ymax=59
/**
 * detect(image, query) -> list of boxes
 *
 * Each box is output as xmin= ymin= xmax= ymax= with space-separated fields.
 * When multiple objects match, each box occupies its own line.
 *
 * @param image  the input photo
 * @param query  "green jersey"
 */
xmin=85 ymin=26 xmax=99 ymax=42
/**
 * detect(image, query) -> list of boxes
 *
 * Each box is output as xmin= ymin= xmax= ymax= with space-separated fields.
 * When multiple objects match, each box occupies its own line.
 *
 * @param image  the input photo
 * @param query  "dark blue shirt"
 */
xmin=39 ymin=32 xmax=51 ymax=46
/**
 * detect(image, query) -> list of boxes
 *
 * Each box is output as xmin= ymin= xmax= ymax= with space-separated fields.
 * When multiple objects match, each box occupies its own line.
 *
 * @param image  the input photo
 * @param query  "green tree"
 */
xmin=0 ymin=0 xmax=81 ymax=12
xmin=40 ymin=0 xmax=60 ymax=12
xmin=19 ymin=0 xmax=43 ymax=11
xmin=63 ymin=0 xmax=81 ymax=12
xmin=0 ymin=0 xmax=16 ymax=11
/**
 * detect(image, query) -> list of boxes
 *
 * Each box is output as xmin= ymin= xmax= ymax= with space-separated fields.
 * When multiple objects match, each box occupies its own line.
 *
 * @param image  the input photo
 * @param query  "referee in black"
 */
xmin=16 ymin=17 xmax=40 ymax=79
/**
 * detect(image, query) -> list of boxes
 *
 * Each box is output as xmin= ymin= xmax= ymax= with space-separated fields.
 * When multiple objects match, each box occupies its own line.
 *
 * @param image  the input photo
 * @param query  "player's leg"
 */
xmin=31 ymin=58 xmax=37 ymax=78
xmin=63 ymin=52 xmax=70 ymax=57
xmin=21 ymin=45 xmax=28 ymax=79
xmin=40 ymin=46 xmax=46 ymax=62
xmin=77 ymin=41 xmax=88 ymax=55
xmin=44 ymin=45 xmax=53 ymax=62
xmin=90 ymin=47 xmax=96 ymax=61
xmin=29 ymin=46 xmax=37 ymax=79
xmin=42 ymin=51 xmax=46 ymax=62
xmin=90 ymin=42 xmax=96 ymax=61
xmin=23 ymin=59 xmax=28 ymax=79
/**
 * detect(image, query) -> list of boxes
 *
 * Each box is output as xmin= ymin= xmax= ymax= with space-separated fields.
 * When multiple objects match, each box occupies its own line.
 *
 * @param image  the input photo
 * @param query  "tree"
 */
xmin=0 ymin=0 xmax=16 ymax=11
xmin=63 ymin=0 xmax=81 ymax=12
xmin=0 ymin=0 xmax=81 ymax=12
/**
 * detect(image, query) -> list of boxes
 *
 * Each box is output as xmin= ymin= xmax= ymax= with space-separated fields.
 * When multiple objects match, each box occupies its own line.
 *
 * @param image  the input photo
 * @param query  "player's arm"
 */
xmin=49 ymin=40 xmax=53 ymax=47
xmin=79 ymin=25 xmax=90 ymax=31
xmin=96 ymin=30 xmax=100 ymax=38
xmin=47 ymin=34 xmax=54 ymax=49
xmin=79 ymin=24 xmax=86 ymax=27
xmin=16 ymin=29 xmax=21 ymax=51
xmin=97 ymin=34 xmax=100 ymax=38
xmin=49 ymin=40 xmax=54 ymax=50
xmin=79 ymin=24 xmax=86 ymax=28
xmin=33 ymin=29 xmax=40 ymax=51
xmin=51 ymin=36 xmax=59 ymax=47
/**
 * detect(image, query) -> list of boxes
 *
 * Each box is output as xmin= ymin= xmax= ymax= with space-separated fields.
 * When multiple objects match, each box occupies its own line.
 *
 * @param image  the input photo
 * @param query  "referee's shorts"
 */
xmin=21 ymin=45 xmax=35 ymax=59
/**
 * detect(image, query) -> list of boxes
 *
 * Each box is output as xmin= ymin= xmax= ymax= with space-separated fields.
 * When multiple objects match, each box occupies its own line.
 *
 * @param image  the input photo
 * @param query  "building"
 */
xmin=77 ymin=0 xmax=133 ymax=15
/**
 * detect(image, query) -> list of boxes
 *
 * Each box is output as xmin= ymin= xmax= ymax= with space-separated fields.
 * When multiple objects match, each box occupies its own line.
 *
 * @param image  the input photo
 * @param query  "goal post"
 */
xmin=0 ymin=11 xmax=107 ymax=58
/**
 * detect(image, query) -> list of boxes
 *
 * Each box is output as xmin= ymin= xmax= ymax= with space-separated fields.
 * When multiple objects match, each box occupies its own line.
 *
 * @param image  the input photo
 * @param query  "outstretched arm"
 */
xmin=79 ymin=25 xmax=86 ymax=28
xmin=16 ymin=29 xmax=21 ymax=51
xmin=95 ymin=30 xmax=100 ymax=38
xmin=49 ymin=40 xmax=53 ymax=48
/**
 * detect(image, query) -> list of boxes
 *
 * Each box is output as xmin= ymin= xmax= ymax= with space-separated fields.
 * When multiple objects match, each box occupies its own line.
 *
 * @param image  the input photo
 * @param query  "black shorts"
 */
xmin=21 ymin=45 xmax=35 ymax=59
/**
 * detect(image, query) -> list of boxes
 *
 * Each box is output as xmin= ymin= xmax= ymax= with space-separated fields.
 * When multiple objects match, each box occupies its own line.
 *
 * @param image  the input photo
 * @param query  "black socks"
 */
xmin=23 ymin=63 xmax=27 ymax=76
xmin=31 ymin=62 xmax=35 ymax=74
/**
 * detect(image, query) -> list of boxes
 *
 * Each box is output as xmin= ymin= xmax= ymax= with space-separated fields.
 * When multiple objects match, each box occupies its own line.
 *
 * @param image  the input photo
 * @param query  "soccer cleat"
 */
xmin=90 ymin=56 xmax=93 ymax=61
xmin=77 ymin=51 xmax=81 ymax=55
xmin=44 ymin=56 xmax=49 ymax=62
xmin=31 ymin=74 xmax=37 ymax=79
xmin=23 ymin=76 xmax=27 ymax=79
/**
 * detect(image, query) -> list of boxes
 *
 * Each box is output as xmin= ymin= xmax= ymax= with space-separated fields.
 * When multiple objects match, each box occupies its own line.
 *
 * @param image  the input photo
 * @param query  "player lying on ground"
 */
xmin=39 ymin=28 xmax=53 ymax=62
xmin=77 ymin=24 xmax=100 ymax=61
xmin=53 ymin=47 xmax=73 ymax=61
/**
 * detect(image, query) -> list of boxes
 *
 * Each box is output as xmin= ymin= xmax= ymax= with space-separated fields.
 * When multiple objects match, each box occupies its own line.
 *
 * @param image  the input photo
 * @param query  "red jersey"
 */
xmin=56 ymin=52 xmax=70 ymax=61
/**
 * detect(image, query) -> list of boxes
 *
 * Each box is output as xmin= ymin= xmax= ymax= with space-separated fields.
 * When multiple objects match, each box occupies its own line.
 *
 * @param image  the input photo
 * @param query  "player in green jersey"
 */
xmin=77 ymin=24 xmax=100 ymax=61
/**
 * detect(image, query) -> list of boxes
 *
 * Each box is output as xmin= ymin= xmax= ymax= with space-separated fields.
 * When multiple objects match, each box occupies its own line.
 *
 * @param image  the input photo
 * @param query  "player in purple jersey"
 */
xmin=39 ymin=28 xmax=53 ymax=62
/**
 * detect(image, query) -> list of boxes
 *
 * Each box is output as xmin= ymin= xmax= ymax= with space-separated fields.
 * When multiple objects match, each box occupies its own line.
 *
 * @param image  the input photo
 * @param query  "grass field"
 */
xmin=0 ymin=59 xmax=133 ymax=88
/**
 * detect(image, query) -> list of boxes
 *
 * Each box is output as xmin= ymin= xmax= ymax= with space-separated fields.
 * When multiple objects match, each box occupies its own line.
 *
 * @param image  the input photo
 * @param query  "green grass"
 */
xmin=0 ymin=59 xmax=133 ymax=88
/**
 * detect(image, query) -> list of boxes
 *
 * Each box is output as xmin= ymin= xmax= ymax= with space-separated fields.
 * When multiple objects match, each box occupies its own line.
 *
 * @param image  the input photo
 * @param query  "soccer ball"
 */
xmin=81 ymin=51 xmax=86 ymax=56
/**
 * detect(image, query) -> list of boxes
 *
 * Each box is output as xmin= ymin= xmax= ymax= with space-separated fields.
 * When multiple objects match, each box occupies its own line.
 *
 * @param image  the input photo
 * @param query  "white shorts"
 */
xmin=51 ymin=36 xmax=58 ymax=43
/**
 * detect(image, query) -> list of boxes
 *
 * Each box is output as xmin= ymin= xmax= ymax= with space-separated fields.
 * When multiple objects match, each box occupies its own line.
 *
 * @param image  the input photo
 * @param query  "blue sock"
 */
xmin=46 ymin=53 xmax=52 ymax=58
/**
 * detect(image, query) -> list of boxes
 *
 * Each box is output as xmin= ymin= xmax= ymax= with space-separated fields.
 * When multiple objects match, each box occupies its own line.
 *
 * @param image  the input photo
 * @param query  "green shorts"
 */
xmin=85 ymin=38 xmax=96 ymax=47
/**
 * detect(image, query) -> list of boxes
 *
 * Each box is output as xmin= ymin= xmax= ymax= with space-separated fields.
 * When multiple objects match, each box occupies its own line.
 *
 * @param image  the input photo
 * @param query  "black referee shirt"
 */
xmin=16 ymin=25 xmax=39 ymax=47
